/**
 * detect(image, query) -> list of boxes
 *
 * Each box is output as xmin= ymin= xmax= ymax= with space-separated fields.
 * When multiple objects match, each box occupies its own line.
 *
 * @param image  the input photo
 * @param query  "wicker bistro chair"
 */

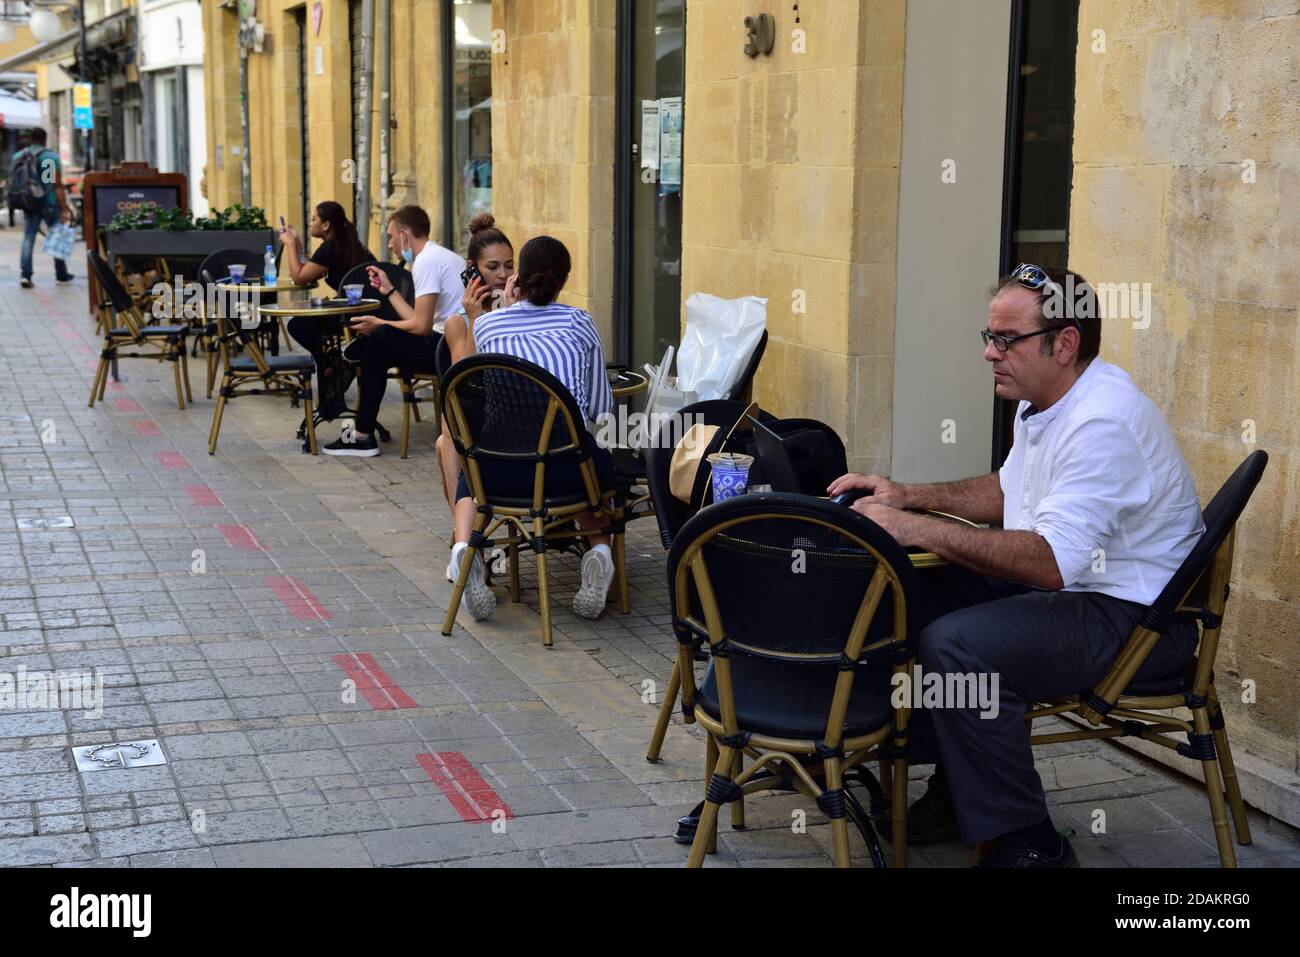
xmin=669 ymin=494 xmax=917 ymax=868
xmin=207 ymin=288 xmax=319 ymax=456
xmin=1026 ymin=450 xmax=1268 ymax=868
xmin=439 ymin=354 xmax=632 ymax=647
xmin=86 ymin=251 xmax=192 ymax=410
xmin=335 ymin=262 xmax=429 ymax=459
xmin=198 ymin=249 xmax=282 ymax=398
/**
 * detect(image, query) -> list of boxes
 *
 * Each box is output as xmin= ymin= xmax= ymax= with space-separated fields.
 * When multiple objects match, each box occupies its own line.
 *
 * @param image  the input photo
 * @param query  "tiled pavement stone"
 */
xmin=1 ymin=235 xmax=1296 ymax=868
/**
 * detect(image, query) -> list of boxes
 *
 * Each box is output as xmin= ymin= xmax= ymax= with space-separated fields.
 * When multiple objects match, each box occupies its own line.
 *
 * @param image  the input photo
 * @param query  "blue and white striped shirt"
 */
xmin=472 ymin=301 xmax=613 ymax=426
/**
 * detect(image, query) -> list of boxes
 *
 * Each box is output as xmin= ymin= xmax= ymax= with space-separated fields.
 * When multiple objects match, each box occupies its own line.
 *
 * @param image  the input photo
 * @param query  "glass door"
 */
xmin=442 ymin=0 xmax=494 ymax=253
xmin=614 ymin=0 xmax=685 ymax=370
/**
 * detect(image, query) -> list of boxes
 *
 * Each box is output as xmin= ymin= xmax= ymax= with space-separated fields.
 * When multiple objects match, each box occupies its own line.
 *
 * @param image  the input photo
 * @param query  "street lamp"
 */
xmin=29 ymin=8 xmax=63 ymax=41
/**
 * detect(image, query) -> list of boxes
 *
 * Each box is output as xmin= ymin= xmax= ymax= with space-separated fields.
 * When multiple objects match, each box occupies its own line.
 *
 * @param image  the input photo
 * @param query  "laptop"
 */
xmin=748 ymin=415 xmax=801 ymax=493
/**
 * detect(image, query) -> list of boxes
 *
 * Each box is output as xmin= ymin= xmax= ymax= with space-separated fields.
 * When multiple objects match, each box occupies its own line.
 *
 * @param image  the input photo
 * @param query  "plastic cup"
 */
xmin=344 ymin=284 xmax=364 ymax=306
xmin=707 ymin=452 xmax=754 ymax=504
xmin=228 ymin=264 xmax=247 ymax=283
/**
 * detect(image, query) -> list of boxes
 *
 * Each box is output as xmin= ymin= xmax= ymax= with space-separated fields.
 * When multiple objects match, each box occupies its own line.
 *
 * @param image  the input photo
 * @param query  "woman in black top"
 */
xmin=280 ymin=202 xmax=375 ymax=406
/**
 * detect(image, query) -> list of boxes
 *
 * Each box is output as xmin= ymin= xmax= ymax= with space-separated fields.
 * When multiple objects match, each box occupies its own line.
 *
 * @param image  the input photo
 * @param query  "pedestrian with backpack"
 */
xmin=9 ymin=128 xmax=73 ymax=288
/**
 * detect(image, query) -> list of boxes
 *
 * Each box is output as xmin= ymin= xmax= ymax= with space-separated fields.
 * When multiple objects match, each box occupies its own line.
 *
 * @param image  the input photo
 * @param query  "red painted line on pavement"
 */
xmin=331 ymin=653 xmax=418 ymax=710
xmin=106 ymin=381 xmax=124 ymax=393
xmin=216 ymin=523 xmax=266 ymax=552
xmin=114 ymin=398 xmax=143 ymax=412
xmin=155 ymin=451 xmax=190 ymax=470
xmin=133 ymin=420 xmax=162 ymax=436
xmin=418 ymin=753 xmax=514 ymax=824
xmin=184 ymin=484 xmax=223 ymax=507
xmin=74 ymin=343 xmax=95 ymax=356
xmin=263 ymin=575 xmax=331 ymax=621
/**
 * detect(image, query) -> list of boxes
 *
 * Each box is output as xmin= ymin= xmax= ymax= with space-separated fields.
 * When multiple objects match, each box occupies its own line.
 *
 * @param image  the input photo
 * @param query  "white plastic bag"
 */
xmin=678 ymin=293 xmax=767 ymax=401
xmin=43 ymin=222 xmax=76 ymax=261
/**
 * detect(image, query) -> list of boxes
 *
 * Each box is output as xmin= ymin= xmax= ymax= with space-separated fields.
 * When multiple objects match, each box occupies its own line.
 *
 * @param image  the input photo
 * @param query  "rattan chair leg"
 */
xmin=891 ymin=757 xmax=908 ymax=867
xmin=508 ymin=531 xmax=521 ymax=602
xmin=98 ymin=359 xmax=111 ymax=400
xmin=301 ymin=390 xmax=319 ymax=456
xmin=729 ymin=751 xmax=746 ymax=830
xmin=206 ymin=347 xmax=218 ymax=399
xmin=208 ymin=385 xmax=229 ymax=455
xmin=411 ymin=400 xmax=422 ymax=423
xmin=400 ymin=381 xmax=413 ymax=460
xmin=1193 ymin=707 xmax=1238 ymax=867
xmin=646 ymin=660 xmax=681 ymax=762
xmin=704 ymin=735 xmax=720 ymax=855
xmin=534 ymin=517 xmax=554 ymax=647
xmin=88 ymin=357 xmax=108 ymax=408
xmin=1209 ymin=688 xmax=1252 ymax=846
xmin=171 ymin=353 xmax=185 ymax=410
xmin=180 ymin=347 xmax=193 ymax=404
xmin=824 ymin=758 xmax=852 ymax=867
xmin=687 ymin=798 xmax=722 ymax=868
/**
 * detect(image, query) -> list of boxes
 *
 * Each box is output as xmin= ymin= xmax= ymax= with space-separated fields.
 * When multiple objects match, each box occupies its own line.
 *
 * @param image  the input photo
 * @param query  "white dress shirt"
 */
xmin=999 ymin=359 xmax=1204 ymax=605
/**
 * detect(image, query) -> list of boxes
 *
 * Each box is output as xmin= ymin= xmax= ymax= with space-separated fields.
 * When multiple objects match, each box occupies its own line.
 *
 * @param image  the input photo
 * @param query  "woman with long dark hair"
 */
xmin=280 ymin=202 xmax=375 ymax=394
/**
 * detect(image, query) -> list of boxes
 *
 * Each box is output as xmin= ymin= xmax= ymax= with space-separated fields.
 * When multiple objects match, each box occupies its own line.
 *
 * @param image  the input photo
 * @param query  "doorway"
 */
xmin=614 ymin=0 xmax=685 ymax=370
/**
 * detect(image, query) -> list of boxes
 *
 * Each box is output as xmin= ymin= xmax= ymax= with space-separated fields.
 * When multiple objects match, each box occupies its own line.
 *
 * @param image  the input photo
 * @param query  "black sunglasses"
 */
xmin=982 ymin=263 xmax=1083 ymax=352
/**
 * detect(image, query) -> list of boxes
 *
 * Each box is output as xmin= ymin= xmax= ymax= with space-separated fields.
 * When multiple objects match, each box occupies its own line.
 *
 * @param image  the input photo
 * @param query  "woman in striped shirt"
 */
xmin=446 ymin=236 xmax=618 ymax=623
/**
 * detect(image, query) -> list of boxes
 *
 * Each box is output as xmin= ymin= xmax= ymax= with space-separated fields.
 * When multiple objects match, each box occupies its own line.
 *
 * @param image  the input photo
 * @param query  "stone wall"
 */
xmin=679 ymin=0 xmax=907 ymax=474
xmin=1070 ymin=0 xmax=1299 ymax=775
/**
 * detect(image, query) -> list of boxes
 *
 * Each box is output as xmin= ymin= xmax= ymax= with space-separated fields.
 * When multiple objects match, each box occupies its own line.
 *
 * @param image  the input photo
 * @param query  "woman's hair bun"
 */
xmin=468 ymin=213 xmax=496 ymax=236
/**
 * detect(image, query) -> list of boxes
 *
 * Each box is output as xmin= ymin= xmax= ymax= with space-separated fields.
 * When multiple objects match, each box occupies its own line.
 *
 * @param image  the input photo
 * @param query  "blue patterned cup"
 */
xmin=344 ymin=284 xmax=365 ymax=305
xmin=707 ymin=453 xmax=754 ymax=504
xmin=228 ymin=264 xmax=247 ymax=283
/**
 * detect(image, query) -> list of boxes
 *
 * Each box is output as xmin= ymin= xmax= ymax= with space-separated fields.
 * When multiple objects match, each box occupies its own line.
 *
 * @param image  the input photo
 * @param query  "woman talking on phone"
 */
xmin=434 ymin=214 xmax=515 ymax=508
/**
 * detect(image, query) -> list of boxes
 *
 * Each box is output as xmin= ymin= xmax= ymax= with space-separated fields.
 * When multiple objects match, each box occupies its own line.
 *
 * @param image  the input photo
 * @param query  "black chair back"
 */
xmin=434 ymin=335 xmax=454 ymax=380
xmin=441 ymin=353 xmax=605 ymax=511
xmin=645 ymin=399 xmax=776 ymax=549
xmin=340 ymin=261 xmax=411 ymax=324
xmin=725 ymin=329 xmax=768 ymax=402
xmin=669 ymin=492 xmax=917 ymax=699
xmin=1142 ymin=450 xmax=1268 ymax=633
xmin=87 ymin=250 xmax=134 ymax=313
xmin=198 ymin=249 xmax=265 ymax=287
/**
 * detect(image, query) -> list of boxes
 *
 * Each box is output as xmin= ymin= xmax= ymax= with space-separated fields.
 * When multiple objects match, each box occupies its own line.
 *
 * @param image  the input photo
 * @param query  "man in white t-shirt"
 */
xmin=828 ymin=265 xmax=1204 ymax=867
xmin=323 ymin=205 xmax=463 ymax=457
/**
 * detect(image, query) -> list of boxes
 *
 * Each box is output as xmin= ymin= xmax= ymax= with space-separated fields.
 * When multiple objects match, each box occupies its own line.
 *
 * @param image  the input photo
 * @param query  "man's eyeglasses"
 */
xmin=981 ymin=328 xmax=1058 ymax=353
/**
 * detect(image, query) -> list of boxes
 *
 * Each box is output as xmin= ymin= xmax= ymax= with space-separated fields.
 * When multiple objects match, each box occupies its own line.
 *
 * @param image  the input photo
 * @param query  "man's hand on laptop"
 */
xmin=827 ymin=473 xmax=908 ymax=510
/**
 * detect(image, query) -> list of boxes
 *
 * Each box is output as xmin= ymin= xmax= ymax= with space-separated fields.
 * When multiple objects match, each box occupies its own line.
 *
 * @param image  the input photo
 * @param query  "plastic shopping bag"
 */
xmin=677 ymin=294 xmax=767 ymax=401
xmin=43 ymin=222 xmax=76 ymax=261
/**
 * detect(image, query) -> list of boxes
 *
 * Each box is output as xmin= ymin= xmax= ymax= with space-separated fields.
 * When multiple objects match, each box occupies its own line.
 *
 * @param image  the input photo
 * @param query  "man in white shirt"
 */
xmin=323 ymin=205 xmax=464 ymax=457
xmin=829 ymin=264 xmax=1204 ymax=867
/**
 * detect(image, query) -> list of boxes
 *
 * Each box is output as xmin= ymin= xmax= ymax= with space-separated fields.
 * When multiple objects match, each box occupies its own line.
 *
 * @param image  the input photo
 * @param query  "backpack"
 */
xmin=8 ymin=148 xmax=50 ymax=214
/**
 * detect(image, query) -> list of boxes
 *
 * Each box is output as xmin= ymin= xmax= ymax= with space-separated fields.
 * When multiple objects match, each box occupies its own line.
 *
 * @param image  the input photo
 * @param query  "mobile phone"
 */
xmin=460 ymin=262 xmax=482 ymax=288
xmin=279 ymin=216 xmax=286 ymax=227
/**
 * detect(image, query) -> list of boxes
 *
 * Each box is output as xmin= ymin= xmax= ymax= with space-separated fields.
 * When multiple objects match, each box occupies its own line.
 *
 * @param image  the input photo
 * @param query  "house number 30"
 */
xmin=744 ymin=13 xmax=775 ymax=57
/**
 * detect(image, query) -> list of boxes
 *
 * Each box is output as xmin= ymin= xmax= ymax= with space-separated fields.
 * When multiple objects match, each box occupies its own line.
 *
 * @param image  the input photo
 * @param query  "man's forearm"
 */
xmin=902 ymin=473 xmax=1003 ymax=524
xmin=909 ymin=517 xmax=1063 ymax=590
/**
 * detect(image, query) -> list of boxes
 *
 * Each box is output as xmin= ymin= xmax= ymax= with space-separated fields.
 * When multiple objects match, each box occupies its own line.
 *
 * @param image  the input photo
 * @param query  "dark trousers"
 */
xmin=21 ymin=205 xmax=70 ymax=280
xmin=902 ymin=566 xmax=1198 ymax=844
xmin=351 ymin=324 xmax=441 ymax=434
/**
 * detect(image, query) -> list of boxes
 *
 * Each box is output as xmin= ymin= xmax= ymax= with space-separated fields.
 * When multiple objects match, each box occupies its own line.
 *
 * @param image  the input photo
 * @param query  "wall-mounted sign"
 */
xmin=73 ymin=82 xmax=94 ymax=130
xmin=640 ymin=100 xmax=661 ymax=172
xmin=659 ymin=97 xmax=683 ymax=193
xmin=312 ymin=1 xmax=322 ymax=35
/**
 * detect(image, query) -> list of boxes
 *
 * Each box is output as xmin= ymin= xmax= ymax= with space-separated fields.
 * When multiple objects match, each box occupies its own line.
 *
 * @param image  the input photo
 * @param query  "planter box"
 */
xmin=107 ymin=229 xmax=276 ymax=261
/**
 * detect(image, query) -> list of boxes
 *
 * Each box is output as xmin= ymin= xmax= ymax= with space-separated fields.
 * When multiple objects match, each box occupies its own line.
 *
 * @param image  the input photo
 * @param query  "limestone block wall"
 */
xmin=680 ymin=0 xmax=907 ymax=474
xmin=1069 ymin=0 xmax=1299 ymax=775
xmin=489 ymin=0 xmax=617 ymax=339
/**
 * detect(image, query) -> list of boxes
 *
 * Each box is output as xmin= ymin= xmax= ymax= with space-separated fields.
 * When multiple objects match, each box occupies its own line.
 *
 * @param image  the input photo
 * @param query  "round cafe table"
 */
xmin=213 ymin=278 xmax=317 ymax=359
xmin=255 ymin=297 xmax=383 ymax=445
xmin=607 ymin=368 xmax=649 ymax=400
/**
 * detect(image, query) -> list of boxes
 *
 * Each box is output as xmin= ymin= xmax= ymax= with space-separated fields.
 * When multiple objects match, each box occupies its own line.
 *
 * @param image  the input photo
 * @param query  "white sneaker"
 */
xmin=450 ymin=543 xmax=496 ymax=621
xmin=573 ymin=547 xmax=615 ymax=621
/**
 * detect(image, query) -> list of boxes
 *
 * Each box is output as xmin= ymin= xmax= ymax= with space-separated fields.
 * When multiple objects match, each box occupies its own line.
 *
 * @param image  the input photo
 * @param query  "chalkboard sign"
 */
xmin=81 ymin=162 xmax=187 ymax=314
xmin=93 ymin=185 xmax=183 ymax=231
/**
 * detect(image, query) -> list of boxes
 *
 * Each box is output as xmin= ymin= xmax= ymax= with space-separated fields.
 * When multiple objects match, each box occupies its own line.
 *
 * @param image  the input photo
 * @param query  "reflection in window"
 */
xmin=451 ymin=0 xmax=493 ymax=253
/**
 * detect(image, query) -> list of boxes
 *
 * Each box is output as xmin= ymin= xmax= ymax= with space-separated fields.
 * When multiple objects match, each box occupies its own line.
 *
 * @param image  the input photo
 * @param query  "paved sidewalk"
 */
xmin=0 ymin=229 xmax=1296 ymax=868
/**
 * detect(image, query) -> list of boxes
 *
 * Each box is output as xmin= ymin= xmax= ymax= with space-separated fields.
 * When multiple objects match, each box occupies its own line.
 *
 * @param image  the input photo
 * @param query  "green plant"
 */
xmin=105 ymin=203 xmax=270 ymax=233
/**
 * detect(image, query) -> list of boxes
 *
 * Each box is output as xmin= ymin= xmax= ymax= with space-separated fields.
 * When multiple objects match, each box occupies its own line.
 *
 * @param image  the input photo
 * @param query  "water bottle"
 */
xmin=263 ymin=245 xmax=278 ymax=287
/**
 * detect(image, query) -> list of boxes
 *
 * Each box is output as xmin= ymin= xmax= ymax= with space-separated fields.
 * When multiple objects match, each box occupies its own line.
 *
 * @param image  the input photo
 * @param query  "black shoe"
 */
xmin=56 ymin=274 xmax=75 ymax=283
xmin=20 ymin=277 xmax=32 ymax=288
xmin=321 ymin=433 xmax=380 ymax=458
xmin=975 ymin=833 xmax=1080 ymax=868
xmin=906 ymin=774 xmax=961 ymax=845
